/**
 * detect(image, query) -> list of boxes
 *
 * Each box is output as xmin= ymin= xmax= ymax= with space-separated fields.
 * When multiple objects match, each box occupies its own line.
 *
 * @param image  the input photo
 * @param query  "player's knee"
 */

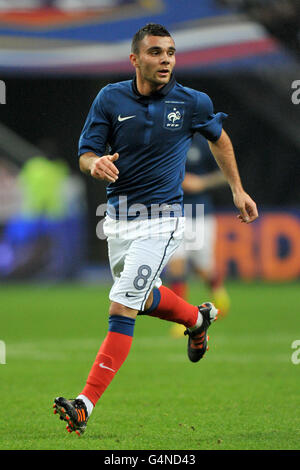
xmin=109 ymin=301 xmax=138 ymax=319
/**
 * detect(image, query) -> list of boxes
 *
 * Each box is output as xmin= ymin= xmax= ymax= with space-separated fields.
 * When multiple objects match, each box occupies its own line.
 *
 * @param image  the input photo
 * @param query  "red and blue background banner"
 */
xmin=0 ymin=0 xmax=295 ymax=75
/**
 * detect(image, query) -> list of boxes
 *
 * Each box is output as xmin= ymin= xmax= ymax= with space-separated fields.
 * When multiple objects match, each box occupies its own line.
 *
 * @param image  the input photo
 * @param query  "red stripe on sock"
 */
xmin=149 ymin=285 xmax=198 ymax=328
xmin=80 ymin=331 xmax=133 ymax=406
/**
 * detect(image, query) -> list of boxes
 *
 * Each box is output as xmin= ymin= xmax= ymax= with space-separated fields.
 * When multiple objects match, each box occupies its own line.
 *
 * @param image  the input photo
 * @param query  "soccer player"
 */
xmin=168 ymin=133 xmax=231 ymax=338
xmin=53 ymin=23 xmax=258 ymax=435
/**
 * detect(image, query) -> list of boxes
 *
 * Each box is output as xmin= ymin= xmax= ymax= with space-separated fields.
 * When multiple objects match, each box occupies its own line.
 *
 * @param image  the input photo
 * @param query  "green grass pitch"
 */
xmin=0 ymin=280 xmax=299 ymax=450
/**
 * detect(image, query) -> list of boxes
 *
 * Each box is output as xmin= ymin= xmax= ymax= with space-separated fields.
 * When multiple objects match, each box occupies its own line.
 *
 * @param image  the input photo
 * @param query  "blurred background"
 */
xmin=0 ymin=0 xmax=299 ymax=284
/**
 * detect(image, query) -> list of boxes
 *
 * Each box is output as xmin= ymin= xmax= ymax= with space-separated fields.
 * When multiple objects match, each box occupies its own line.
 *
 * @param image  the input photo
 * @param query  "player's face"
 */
xmin=131 ymin=35 xmax=176 ymax=90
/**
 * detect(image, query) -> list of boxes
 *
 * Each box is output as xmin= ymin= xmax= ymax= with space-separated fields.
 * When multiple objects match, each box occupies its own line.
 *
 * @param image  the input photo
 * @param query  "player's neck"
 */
xmin=135 ymin=75 xmax=166 ymax=96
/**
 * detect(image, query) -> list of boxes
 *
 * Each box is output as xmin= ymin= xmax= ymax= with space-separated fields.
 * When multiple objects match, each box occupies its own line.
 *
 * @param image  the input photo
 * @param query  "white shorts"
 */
xmin=171 ymin=215 xmax=216 ymax=272
xmin=103 ymin=215 xmax=185 ymax=311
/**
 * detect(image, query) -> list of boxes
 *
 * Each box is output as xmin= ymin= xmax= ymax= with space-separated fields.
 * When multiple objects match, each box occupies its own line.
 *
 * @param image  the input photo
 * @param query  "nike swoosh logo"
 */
xmin=126 ymin=292 xmax=137 ymax=298
xmin=99 ymin=362 xmax=115 ymax=372
xmin=118 ymin=115 xmax=136 ymax=122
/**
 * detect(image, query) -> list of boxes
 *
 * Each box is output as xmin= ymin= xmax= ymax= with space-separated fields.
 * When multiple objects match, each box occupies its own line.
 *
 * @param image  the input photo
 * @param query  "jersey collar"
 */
xmin=132 ymin=74 xmax=176 ymax=100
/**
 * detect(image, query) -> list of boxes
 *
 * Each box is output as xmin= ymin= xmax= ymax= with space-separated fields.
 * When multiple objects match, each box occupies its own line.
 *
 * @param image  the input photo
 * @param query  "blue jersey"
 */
xmin=78 ymin=75 xmax=227 ymax=219
xmin=183 ymin=133 xmax=219 ymax=217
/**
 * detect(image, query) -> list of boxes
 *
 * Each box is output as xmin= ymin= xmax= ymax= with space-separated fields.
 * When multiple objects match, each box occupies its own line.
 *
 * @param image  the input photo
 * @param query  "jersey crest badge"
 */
xmin=164 ymin=103 xmax=184 ymax=130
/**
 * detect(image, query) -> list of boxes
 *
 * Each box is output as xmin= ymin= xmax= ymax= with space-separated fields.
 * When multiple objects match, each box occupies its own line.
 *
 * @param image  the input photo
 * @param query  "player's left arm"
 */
xmin=208 ymin=129 xmax=258 ymax=224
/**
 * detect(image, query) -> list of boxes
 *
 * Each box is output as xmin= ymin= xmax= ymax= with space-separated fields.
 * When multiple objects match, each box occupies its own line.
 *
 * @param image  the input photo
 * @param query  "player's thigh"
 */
xmin=109 ymin=217 xmax=184 ymax=311
xmin=103 ymin=215 xmax=133 ymax=280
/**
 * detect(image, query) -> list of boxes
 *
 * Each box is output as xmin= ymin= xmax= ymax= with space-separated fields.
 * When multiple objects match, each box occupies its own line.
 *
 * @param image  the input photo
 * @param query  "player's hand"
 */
xmin=233 ymin=190 xmax=258 ymax=224
xmin=90 ymin=153 xmax=119 ymax=183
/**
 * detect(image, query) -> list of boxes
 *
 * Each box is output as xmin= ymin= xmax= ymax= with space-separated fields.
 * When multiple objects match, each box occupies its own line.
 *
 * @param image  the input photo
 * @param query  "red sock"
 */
xmin=80 ymin=316 xmax=134 ymax=406
xmin=170 ymin=281 xmax=188 ymax=300
xmin=149 ymin=285 xmax=198 ymax=328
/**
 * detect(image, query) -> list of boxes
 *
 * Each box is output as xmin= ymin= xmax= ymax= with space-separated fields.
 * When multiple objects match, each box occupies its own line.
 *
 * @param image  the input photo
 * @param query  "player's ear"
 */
xmin=130 ymin=53 xmax=139 ymax=69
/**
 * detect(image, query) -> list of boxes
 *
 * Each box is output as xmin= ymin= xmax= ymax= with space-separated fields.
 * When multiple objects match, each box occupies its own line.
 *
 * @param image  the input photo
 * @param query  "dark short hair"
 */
xmin=131 ymin=23 xmax=172 ymax=54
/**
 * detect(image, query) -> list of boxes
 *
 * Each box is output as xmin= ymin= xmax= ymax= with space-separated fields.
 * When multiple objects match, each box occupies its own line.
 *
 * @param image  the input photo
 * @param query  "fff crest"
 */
xmin=164 ymin=103 xmax=184 ymax=130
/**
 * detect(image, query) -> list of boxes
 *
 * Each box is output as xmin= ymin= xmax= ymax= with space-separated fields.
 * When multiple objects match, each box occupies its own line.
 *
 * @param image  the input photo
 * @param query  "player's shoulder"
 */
xmin=95 ymin=80 xmax=132 ymax=101
xmin=175 ymin=82 xmax=213 ymax=107
xmin=104 ymin=80 xmax=132 ymax=90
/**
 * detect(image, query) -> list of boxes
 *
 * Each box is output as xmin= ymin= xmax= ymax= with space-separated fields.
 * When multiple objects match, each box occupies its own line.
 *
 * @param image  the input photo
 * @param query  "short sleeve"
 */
xmin=191 ymin=91 xmax=228 ymax=142
xmin=78 ymin=87 xmax=111 ymax=158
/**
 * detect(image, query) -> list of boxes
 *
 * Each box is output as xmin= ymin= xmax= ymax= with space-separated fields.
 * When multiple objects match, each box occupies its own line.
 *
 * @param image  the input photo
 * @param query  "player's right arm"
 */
xmin=78 ymin=86 xmax=118 ymax=183
xmin=79 ymin=152 xmax=119 ymax=183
